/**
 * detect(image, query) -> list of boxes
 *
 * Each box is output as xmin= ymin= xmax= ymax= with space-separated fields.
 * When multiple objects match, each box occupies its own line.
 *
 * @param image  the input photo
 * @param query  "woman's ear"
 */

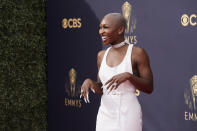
xmin=118 ymin=26 xmax=125 ymax=35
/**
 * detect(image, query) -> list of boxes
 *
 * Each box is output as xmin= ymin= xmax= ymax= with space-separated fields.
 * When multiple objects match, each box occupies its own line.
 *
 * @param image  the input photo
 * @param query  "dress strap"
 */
xmin=126 ymin=44 xmax=133 ymax=60
xmin=100 ymin=47 xmax=111 ymax=68
xmin=124 ymin=43 xmax=134 ymax=74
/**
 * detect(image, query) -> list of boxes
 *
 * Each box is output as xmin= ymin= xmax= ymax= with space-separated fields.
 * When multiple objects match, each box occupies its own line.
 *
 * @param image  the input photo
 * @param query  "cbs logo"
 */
xmin=62 ymin=18 xmax=82 ymax=29
xmin=181 ymin=14 xmax=197 ymax=26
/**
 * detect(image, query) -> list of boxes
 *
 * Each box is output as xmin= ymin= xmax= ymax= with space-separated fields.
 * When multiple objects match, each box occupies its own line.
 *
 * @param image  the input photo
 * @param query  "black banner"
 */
xmin=48 ymin=0 xmax=197 ymax=130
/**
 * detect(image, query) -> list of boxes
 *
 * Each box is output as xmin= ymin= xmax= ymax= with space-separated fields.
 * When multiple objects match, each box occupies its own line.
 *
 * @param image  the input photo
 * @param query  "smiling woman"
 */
xmin=99 ymin=13 xmax=127 ymax=45
xmin=80 ymin=13 xmax=153 ymax=131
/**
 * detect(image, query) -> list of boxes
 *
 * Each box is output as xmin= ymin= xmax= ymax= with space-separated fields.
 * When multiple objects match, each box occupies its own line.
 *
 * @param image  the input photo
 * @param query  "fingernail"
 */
xmin=92 ymin=89 xmax=95 ymax=93
xmin=107 ymin=90 xmax=110 ymax=95
xmin=80 ymin=94 xmax=82 ymax=98
xmin=87 ymin=98 xmax=90 ymax=103
xmin=87 ymin=93 xmax=90 ymax=103
xmin=84 ymin=98 xmax=87 ymax=103
xmin=88 ymin=98 xmax=90 ymax=103
xmin=87 ymin=94 xmax=89 ymax=100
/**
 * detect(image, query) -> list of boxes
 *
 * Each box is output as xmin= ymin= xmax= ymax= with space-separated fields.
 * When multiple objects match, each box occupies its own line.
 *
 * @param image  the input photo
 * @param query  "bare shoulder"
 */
xmin=132 ymin=45 xmax=150 ymax=62
xmin=133 ymin=45 xmax=149 ymax=56
xmin=97 ymin=50 xmax=106 ymax=67
xmin=133 ymin=46 xmax=147 ymax=55
xmin=97 ymin=50 xmax=106 ymax=59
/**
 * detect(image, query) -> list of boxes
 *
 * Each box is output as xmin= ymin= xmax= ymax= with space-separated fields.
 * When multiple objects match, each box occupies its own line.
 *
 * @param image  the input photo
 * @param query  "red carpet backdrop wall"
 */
xmin=47 ymin=0 xmax=197 ymax=130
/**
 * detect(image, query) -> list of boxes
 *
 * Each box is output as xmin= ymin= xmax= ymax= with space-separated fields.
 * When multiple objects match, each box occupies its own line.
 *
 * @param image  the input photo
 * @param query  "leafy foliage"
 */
xmin=0 ymin=0 xmax=47 ymax=130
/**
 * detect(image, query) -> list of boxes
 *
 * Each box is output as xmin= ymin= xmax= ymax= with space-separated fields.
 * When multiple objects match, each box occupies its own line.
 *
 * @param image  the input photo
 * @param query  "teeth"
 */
xmin=102 ymin=36 xmax=107 ymax=40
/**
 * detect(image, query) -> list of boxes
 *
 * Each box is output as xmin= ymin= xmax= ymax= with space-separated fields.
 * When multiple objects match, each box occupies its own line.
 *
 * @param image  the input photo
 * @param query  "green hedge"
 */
xmin=0 ymin=0 xmax=47 ymax=130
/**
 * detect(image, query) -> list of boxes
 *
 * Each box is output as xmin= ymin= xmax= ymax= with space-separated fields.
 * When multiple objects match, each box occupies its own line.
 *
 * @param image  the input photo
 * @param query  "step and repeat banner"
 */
xmin=48 ymin=0 xmax=197 ymax=130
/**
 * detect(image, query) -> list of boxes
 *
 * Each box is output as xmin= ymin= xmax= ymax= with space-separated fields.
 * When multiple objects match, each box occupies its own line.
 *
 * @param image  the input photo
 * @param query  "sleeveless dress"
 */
xmin=96 ymin=44 xmax=142 ymax=131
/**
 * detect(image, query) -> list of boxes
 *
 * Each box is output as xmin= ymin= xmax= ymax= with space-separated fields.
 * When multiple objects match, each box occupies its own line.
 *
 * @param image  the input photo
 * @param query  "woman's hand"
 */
xmin=105 ymin=72 xmax=131 ymax=93
xmin=80 ymin=79 xmax=95 ymax=103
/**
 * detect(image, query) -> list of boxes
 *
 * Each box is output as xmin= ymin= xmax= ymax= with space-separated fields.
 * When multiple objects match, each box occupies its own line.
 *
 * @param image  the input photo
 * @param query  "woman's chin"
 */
xmin=102 ymin=40 xmax=110 ymax=46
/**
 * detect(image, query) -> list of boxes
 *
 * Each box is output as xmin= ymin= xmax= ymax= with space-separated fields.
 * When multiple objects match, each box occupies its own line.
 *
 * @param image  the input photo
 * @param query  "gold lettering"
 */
xmin=65 ymin=98 xmax=68 ymax=106
xmin=185 ymin=111 xmax=188 ymax=120
xmin=181 ymin=14 xmax=189 ymax=27
xmin=62 ymin=18 xmax=68 ymax=29
xmin=62 ymin=18 xmax=82 ymax=29
xmin=68 ymin=18 xmax=73 ymax=28
xmin=78 ymin=100 xmax=82 ymax=108
xmin=77 ymin=18 xmax=82 ymax=28
xmin=189 ymin=112 xmax=194 ymax=120
xmin=129 ymin=36 xmax=134 ymax=43
xmin=72 ymin=18 xmax=78 ymax=28
xmin=184 ymin=111 xmax=197 ymax=121
xmin=125 ymin=36 xmax=129 ymax=41
xmin=124 ymin=36 xmax=138 ymax=44
xmin=75 ymin=100 xmax=82 ymax=108
xmin=65 ymin=98 xmax=82 ymax=108
xmin=71 ymin=99 xmax=75 ymax=106
xmin=195 ymin=113 xmax=197 ymax=121
xmin=190 ymin=14 xmax=197 ymax=26
xmin=67 ymin=99 xmax=72 ymax=105
xmin=133 ymin=36 xmax=137 ymax=44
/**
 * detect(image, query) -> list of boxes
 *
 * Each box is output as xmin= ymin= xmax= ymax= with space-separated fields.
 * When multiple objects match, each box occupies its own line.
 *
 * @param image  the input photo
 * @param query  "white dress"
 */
xmin=96 ymin=44 xmax=142 ymax=131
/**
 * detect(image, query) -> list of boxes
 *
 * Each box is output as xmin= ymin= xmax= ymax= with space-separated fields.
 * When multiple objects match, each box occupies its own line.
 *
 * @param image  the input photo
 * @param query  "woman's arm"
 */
xmin=127 ymin=47 xmax=153 ymax=94
xmin=80 ymin=50 xmax=105 ymax=102
xmin=105 ymin=47 xmax=153 ymax=94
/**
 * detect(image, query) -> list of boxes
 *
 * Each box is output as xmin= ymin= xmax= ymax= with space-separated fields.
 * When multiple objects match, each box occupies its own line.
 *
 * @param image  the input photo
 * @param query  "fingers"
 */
xmin=90 ymin=87 xmax=95 ymax=93
xmin=87 ymin=92 xmax=90 ymax=103
xmin=107 ymin=85 xmax=115 ymax=94
xmin=83 ymin=91 xmax=87 ymax=101
xmin=105 ymin=76 xmax=118 ymax=89
xmin=106 ymin=78 xmax=120 ymax=94
xmin=80 ymin=88 xmax=91 ymax=103
xmin=107 ymin=82 xmax=117 ymax=94
xmin=106 ymin=80 xmax=115 ymax=90
xmin=105 ymin=77 xmax=113 ymax=86
xmin=80 ymin=89 xmax=82 ymax=98
xmin=84 ymin=91 xmax=90 ymax=103
xmin=106 ymin=78 xmax=119 ymax=90
xmin=113 ymin=83 xmax=120 ymax=90
xmin=79 ymin=79 xmax=98 ymax=103
xmin=83 ymin=82 xmax=89 ymax=103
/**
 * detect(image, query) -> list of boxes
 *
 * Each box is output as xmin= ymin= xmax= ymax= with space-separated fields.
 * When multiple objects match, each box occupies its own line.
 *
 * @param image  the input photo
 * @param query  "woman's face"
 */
xmin=99 ymin=17 xmax=120 ymax=45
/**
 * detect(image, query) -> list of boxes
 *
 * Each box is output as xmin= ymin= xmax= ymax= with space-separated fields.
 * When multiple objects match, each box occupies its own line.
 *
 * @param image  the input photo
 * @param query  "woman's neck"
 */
xmin=111 ymin=37 xmax=126 ymax=48
xmin=111 ymin=37 xmax=125 ymax=46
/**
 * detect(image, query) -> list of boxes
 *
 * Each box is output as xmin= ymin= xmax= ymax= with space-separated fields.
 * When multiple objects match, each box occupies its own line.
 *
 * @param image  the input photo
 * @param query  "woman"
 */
xmin=80 ymin=13 xmax=153 ymax=131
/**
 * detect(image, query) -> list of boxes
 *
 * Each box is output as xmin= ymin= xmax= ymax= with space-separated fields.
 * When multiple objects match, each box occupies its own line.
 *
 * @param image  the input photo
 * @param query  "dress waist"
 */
xmin=102 ymin=80 xmax=136 ymax=95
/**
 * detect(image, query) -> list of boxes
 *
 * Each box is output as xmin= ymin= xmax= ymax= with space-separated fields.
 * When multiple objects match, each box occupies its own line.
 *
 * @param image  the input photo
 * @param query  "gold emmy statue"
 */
xmin=62 ymin=18 xmax=67 ymax=29
xmin=190 ymin=75 xmax=197 ymax=110
xmin=69 ymin=68 xmax=77 ymax=97
xmin=122 ymin=1 xmax=132 ymax=33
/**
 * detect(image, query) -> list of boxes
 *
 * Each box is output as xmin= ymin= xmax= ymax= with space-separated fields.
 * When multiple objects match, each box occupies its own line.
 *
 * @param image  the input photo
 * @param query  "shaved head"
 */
xmin=99 ymin=13 xmax=127 ymax=45
xmin=103 ymin=13 xmax=127 ymax=29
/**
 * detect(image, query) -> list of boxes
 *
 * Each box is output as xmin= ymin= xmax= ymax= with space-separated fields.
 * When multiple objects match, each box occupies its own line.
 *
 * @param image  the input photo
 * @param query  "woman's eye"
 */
xmin=99 ymin=25 xmax=109 ymax=29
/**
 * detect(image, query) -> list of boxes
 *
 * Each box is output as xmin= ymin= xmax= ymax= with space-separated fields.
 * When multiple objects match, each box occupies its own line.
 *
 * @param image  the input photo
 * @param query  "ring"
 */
xmin=113 ymin=82 xmax=117 ymax=87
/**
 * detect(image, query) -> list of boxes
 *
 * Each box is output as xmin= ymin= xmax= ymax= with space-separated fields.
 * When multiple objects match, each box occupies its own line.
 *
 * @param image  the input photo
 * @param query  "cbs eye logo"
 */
xmin=181 ymin=14 xmax=197 ymax=27
xmin=62 ymin=18 xmax=82 ymax=29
